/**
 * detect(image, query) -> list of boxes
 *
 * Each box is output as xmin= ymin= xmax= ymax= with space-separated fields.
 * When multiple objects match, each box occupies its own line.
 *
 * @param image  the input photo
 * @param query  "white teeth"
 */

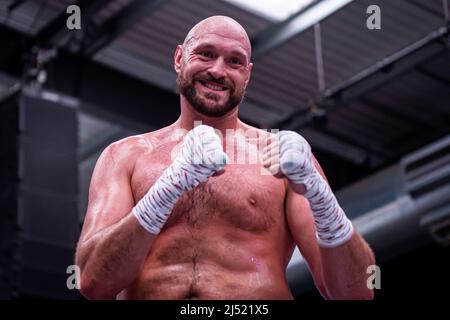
xmin=203 ymin=82 xmax=224 ymax=91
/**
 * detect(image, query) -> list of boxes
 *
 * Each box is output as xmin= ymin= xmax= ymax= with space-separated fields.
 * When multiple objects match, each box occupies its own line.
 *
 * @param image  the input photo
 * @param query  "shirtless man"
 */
xmin=75 ymin=16 xmax=375 ymax=300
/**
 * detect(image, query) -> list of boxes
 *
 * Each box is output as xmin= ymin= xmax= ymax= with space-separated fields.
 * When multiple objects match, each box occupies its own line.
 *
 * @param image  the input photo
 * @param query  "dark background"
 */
xmin=1 ymin=0 xmax=449 ymax=299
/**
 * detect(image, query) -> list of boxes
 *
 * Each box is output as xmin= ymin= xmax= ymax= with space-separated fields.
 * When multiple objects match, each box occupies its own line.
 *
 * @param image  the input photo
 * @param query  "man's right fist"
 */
xmin=176 ymin=125 xmax=228 ymax=182
xmin=133 ymin=125 xmax=228 ymax=235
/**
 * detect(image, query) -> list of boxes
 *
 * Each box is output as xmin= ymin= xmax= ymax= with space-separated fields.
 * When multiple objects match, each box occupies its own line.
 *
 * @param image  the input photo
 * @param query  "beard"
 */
xmin=177 ymin=72 xmax=245 ymax=117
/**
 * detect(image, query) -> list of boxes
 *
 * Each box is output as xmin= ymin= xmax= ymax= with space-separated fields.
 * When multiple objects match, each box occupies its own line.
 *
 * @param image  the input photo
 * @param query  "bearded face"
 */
xmin=177 ymin=70 xmax=246 ymax=118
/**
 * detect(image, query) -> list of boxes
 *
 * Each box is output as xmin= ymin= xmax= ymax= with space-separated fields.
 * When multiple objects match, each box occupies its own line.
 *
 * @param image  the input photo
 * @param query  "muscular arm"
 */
xmin=76 ymin=126 xmax=226 ymax=299
xmin=76 ymin=139 xmax=155 ymax=299
xmin=286 ymin=157 xmax=375 ymax=300
xmin=313 ymin=157 xmax=375 ymax=299
xmin=285 ymin=190 xmax=329 ymax=299
xmin=319 ymin=227 xmax=375 ymax=299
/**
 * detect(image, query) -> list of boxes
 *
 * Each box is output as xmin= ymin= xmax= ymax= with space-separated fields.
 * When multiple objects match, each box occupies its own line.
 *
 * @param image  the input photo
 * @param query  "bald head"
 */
xmin=183 ymin=16 xmax=252 ymax=60
xmin=175 ymin=16 xmax=253 ymax=118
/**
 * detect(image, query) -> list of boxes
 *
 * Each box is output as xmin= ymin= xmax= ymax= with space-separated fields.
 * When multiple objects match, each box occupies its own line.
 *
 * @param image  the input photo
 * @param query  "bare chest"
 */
xmin=130 ymin=148 xmax=286 ymax=233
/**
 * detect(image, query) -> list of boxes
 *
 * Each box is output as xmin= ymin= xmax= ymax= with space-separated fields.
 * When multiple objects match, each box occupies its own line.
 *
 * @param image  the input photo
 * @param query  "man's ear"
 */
xmin=174 ymin=45 xmax=183 ymax=74
xmin=244 ymin=62 xmax=253 ymax=88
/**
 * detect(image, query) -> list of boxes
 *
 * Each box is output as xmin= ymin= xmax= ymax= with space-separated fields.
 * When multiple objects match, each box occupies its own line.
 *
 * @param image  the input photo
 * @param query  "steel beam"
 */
xmin=275 ymin=26 xmax=450 ymax=130
xmin=82 ymin=0 xmax=169 ymax=56
xmin=251 ymin=0 xmax=352 ymax=59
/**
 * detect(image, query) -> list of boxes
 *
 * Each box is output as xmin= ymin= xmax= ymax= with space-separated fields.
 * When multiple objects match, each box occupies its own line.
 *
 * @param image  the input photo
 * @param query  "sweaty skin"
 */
xmin=76 ymin=16 xmax=374 ymax=300
xmin=118 ymin=123 xmax=295 ymax=299
xmin=77 ymin=120 xmax=332 ymax=299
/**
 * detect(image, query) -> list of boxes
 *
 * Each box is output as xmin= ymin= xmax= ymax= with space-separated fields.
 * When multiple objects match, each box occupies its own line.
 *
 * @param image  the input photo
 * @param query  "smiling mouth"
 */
xmin=199 ymin=80 xmax=228 ymax=91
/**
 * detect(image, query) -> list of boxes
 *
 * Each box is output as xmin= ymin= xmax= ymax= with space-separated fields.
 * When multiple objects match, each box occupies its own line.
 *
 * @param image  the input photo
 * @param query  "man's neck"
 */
xmin=176 ymin=96 xmax=241 ymax=136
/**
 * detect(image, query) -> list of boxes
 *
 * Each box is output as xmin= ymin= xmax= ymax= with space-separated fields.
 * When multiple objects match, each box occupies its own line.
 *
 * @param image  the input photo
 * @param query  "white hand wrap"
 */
xmin=278 ymin=131 xmax=354 ymax=248
xmin=133 ymin=125 xmax=228 ymax=234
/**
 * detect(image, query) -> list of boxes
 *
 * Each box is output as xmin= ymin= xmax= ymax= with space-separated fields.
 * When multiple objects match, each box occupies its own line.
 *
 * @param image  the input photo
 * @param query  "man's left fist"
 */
xmin=262 ymin=130 xmax=315 ymax=185
xmin=262 ymin=130 xmax=354 ymax=247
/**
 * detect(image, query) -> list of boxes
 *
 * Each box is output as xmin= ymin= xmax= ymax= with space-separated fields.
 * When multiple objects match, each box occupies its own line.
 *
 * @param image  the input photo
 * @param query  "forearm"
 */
xmin=320 ymin=232 xmax=375 ymax=300
xmin=276 ymin=131 xmax=375 ymax=299
xmin=76 ymin=213 xmax=155 ymax=299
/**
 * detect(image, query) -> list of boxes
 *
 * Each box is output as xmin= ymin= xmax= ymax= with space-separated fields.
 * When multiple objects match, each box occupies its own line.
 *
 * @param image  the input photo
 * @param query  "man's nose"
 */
xmin=207 ymin=58 xmax=227 ymax=79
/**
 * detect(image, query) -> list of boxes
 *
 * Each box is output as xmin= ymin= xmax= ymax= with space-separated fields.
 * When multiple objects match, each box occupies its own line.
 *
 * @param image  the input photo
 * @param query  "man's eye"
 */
xmin=229 ymin=58 xmax=242 ymax=65
xmin=200 ymin=52 xmax=213 ymax=58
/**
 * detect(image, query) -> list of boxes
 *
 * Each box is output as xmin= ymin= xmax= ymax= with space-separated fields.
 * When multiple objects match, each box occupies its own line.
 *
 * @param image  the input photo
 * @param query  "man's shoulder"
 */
xmin=104 ymin=124 xmax=178 ymax=158
xmin=107 ymin=134 xmax=151 ymax=156
xmin=101 ymin=129 xmax=158 ymax=162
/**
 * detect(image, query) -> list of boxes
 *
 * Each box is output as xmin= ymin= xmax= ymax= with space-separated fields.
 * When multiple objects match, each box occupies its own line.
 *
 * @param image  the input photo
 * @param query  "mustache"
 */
xmin=194 ymin=75 xmax=234 ymax=89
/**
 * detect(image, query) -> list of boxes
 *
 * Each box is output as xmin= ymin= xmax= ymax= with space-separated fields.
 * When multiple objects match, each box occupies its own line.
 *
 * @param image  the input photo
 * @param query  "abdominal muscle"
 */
xmin=117 ymin=224 xmax=295 ymax=300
